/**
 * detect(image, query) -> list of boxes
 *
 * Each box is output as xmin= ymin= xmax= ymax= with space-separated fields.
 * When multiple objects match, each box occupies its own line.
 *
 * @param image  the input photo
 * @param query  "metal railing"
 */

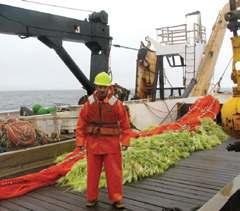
xmin=156 ymin=23 xmax=206 ymax=45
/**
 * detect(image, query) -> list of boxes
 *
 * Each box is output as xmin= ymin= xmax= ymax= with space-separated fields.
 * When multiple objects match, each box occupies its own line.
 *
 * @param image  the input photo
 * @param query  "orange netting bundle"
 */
xmin=4 ymin=119 xmax=36 ymax=146
xmin=137 ymin=95 xmax=220 ymax=137
xmin=0 ymin=95 xmax=220 ymax=200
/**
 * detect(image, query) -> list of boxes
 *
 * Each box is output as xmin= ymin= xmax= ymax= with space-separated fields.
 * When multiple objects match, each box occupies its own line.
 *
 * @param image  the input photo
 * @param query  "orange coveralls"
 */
xmin=76 ymin=92 xmax=132 ymax=202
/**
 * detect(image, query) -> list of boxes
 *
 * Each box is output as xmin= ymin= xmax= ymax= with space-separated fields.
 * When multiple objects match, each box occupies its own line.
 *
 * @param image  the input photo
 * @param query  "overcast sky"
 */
xmin=0 ymin=0 xmax=233 ymax=91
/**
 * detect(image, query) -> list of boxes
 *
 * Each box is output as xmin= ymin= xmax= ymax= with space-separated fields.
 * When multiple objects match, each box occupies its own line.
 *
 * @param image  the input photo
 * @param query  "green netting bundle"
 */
xmin=32 ymin=104 xmax=57 ymax=115
xmin=32 ymin=104 xmax=42 ymax=114
xmin=37 ymin=107 xmax=49 ymax=115
xmin=47 ymin=107 xmax=57 ymax=113
xmin=56 ymin=118 xmax=228 ymax=191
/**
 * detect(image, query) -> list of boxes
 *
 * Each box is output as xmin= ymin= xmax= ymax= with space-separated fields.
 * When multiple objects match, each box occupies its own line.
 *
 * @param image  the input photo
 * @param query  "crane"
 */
xmin=0 ymin=4 xmax=112 ymax=95
xmin=191 ymin=0 xmax=240 ymax=96
xmin=221 ymin=0 xmax=240 ymax=137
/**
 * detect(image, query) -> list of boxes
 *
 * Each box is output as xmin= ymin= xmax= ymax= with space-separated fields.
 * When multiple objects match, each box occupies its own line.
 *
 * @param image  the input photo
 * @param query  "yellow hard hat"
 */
xmin=94 ymin=72 xmax=112 ymax=86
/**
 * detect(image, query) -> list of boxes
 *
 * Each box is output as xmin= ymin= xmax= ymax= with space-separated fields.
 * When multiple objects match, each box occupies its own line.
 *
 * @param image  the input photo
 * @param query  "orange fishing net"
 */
xmin=137 ymin=95 xmax=220 ymax=137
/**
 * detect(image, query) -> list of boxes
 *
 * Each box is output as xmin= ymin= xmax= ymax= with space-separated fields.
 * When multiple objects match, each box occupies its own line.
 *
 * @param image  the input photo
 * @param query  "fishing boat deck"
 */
xmin=1 ymin=138 xmax=240 ymax=211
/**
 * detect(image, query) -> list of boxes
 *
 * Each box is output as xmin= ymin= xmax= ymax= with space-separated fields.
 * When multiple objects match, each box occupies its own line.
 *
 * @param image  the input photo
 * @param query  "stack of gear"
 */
xmin=0 ymin=119 xmax=48 ymax=152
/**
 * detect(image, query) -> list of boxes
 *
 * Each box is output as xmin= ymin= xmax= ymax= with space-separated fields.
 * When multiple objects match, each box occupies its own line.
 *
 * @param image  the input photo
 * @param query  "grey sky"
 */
xmin=0 ymin=0 xmax=233 ymax=91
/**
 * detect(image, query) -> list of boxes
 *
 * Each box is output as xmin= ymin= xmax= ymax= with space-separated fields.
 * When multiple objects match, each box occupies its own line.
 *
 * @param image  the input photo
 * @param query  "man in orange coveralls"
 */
xmin=76 ymin=72 xmax=132 ymax=209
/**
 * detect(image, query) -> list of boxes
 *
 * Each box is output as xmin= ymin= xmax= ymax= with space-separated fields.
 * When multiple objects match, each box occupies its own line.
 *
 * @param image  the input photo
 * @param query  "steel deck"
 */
xmin=1 ymin=138 xmax=240 ymax=211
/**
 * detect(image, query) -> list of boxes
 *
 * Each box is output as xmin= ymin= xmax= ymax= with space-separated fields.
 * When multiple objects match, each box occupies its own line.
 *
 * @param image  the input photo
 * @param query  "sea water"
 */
xmin=0 ymin=90 xmax=84 ymax=111
xmin=0 ymin=87 xmax=231 ymax=112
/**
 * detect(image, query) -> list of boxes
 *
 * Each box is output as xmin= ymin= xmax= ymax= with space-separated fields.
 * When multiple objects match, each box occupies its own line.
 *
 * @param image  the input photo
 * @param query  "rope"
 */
xmin=142 ymin=101 xmax=179 ymax=123
xmin=163 ymin=70 xmax=174 ymax=88
xmin=162 ymin=100 xmax=175 ymax=122
xmin=143 ymin=100 xmax=189 ymax=125
xmin=143 ymin=102 xmax=169 ymax=114
xmin=142 ymin=103 xmax=166 ymax=120
xmin=209 ymin=57 xmax=232 ymax=93
xmin=21 ymin=0 xmax=94 ymax=13
xmin=160 ymin=103 xmax=179 ymax=124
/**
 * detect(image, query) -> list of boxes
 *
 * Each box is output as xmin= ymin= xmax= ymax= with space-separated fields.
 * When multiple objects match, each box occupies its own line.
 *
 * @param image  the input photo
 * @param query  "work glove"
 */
xmin=121 ymin=145 xmax=128 ymax=151
xmin=226 ymin=142 xmax=240 ymax=152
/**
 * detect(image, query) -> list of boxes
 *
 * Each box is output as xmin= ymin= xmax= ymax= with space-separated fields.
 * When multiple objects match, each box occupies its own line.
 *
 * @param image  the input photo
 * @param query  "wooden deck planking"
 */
xmin=1 ymin=139 xmax=240 ymax=210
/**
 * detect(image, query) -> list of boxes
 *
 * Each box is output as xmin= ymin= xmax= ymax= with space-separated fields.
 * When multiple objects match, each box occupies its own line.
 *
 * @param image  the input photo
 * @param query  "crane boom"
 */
xmin=0 ymin=4 xmax=112 ymax=95
xmin=191 ymin=0 xmax=240 ymax=96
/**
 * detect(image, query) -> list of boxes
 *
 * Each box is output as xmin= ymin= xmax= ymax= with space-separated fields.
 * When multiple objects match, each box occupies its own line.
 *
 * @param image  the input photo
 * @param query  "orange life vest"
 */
xmin=85 ymin=94 xmax=121 ymax=136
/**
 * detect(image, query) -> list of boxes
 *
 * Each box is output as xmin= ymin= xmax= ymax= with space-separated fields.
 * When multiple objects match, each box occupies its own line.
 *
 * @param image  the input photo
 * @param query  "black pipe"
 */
xmin=158 ymin=56 xmax=165 ymax=100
